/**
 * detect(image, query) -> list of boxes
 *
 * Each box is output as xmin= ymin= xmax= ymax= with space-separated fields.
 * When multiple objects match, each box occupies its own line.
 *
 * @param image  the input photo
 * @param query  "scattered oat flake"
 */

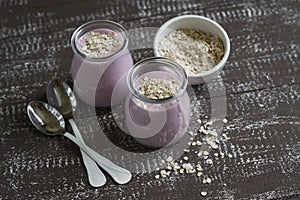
xmin=196 ymin=164 xmax=203 ymax=172
xmin=206 ymin=177 xmax=212 ymax=183
xmin=201 ymin=191 xmax=207 ymax=196
xmin=182 ymin=163 xmax=195 ymax=173
xmin=160 ymin=169 xmax=170 ymax=178
xmin=206 ymin=159 xmax=213 ymax=165
xmin=198 ymin=126 xmax=205 ymax=133
xmin=166 ymin=156 xmax=173 ymax=162
xmin=223 ymin=118 xmax=228 ymax=123
xmin=184 ymin=149 xmax=190 ymax=153
xmin=165 ymin=165 xmax=172 ymax=170
xmin=228 ymin=153 xmax=233 ymax=158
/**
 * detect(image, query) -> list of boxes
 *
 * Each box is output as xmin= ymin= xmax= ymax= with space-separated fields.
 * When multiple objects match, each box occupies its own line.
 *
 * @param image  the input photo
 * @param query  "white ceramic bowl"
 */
xmin=154 ymin=15 xmax=230 ymax=85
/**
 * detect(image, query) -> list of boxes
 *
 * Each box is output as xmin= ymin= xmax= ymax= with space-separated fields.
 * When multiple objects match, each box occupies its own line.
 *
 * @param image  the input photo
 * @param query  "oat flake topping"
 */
xmin=137 ymin=76 xmax=179 ymax=100
xmin=80 ymin=31 xmax=121 ymax=58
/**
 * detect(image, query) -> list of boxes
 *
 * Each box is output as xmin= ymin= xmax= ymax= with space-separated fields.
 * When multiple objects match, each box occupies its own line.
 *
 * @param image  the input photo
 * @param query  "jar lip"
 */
xmin=127 ymin=57 xmax=188 ymax=104
xmin=71 ymin=20 xmax=128 ymax=62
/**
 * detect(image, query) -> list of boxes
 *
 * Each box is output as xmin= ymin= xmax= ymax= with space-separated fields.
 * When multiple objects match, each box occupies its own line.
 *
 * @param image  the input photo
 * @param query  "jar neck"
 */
xmin=127 ymin=57 xmax=188 ymax=104
xmin=71 ymin=20 xmax=128 ymax=62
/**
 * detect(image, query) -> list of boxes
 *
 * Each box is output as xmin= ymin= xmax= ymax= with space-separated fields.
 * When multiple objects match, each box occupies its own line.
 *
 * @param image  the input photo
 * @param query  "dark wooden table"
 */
xmin=1 ymin=0 xmax=299 ymax=199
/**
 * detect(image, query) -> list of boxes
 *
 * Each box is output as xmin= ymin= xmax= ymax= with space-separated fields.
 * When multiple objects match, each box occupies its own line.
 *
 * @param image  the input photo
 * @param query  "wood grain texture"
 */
xmin=0 ymin=0 xmax=299 ymax=199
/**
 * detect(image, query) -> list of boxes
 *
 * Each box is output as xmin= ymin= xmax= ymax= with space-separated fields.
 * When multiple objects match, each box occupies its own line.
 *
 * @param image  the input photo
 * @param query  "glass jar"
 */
xmin=71 ymin=20 xmax=133 ymax=107
xmin=125 ymin=57 xmax=190 ymax=148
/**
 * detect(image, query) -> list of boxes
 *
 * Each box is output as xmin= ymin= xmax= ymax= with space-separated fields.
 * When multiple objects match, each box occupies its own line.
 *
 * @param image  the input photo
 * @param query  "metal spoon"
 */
xmin=27 ymin=101 xmax=132 ymax=184
xmin=47 ymin=78 xmax=106 ymax=187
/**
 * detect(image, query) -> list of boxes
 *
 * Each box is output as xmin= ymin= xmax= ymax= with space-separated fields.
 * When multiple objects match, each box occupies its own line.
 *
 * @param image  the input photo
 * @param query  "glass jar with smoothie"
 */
xmin=125 ymin=57 xmax=190 ymax=148
xmin=71 ymin=20 xmax=133 ymax=107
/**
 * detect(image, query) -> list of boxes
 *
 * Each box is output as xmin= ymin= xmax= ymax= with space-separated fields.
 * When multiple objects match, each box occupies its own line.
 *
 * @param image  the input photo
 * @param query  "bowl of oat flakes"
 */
xmin=154 ymin=15 xmax=230 ymax=85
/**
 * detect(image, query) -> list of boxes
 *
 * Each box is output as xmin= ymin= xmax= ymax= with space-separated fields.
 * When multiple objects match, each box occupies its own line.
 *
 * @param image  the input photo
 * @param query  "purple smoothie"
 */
xmin=125 ymin=71 xmax=190 ymax=148
xmin=71 ymin=22 xmax=133 ymax=107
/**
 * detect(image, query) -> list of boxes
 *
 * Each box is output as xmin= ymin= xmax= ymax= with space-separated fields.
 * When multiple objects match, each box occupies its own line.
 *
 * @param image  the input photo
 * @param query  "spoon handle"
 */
xmin=64 ymin=132 xmax=132 ymax=184
xmin=84 ymin=144 xmax=132 ymax=184
xmin=69 ymin=119 xmax=106 ymax=187
xmin=69 ymin=119 xmax=84 ymax=141
xmin=81 ymin=150 xmax=107 ymax=187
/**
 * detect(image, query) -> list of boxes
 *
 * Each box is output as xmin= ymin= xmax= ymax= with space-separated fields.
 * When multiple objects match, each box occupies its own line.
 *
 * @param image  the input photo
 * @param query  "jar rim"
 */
xmin=127 ymin=57 xmax=188 ymax=104
xmin=71 ymin=20 xmax=128 ymax=62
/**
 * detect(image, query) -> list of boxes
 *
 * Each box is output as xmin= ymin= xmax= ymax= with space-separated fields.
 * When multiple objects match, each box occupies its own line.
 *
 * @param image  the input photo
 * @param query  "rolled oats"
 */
xmin=80 ymin=31 xmax=120 ymax=58
xmin=137 ymin=76 xmax=179 ymax=99
xmin=158 ymin=29 xmax=225 ymax=75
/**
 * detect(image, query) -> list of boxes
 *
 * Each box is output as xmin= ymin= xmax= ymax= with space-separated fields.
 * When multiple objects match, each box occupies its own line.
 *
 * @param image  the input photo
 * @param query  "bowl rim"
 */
xmin=154 ymin=15 xmax=230 ymax=78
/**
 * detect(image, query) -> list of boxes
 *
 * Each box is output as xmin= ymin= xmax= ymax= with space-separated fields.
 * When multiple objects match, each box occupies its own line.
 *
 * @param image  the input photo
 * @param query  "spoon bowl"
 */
xmin=47 ymin=79 xmax=76 ymax=119
xmin=27 ymin=101 xmax=65 ymax=136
